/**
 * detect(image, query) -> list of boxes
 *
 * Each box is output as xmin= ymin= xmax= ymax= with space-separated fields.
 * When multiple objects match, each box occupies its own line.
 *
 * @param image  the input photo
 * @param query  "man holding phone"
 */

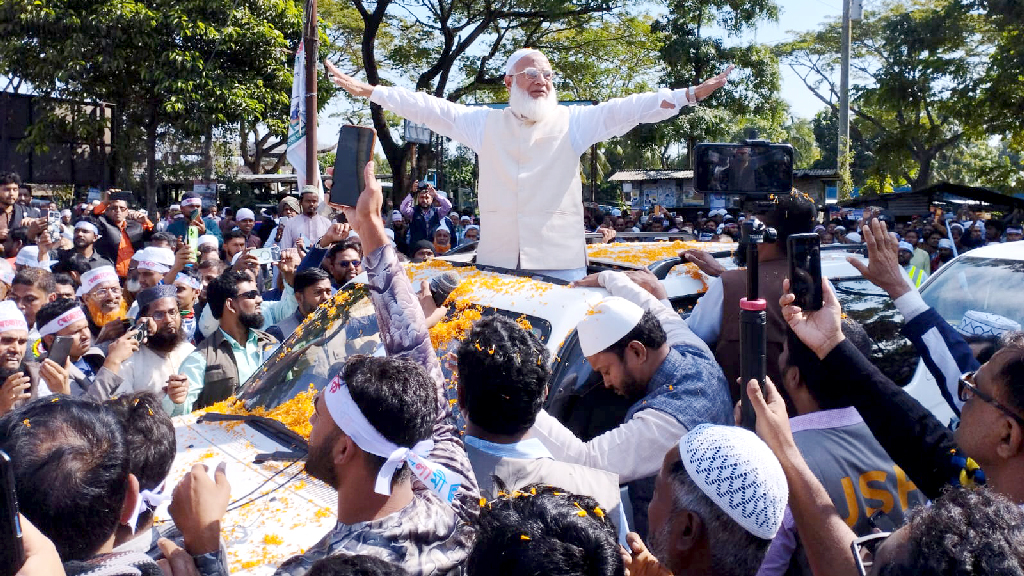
xmin=33 ymin=299 xmax=103 ymax=396
xmin=168 ymin=194 xmax=222 ymax=251
xmin=327 ymin=51 xmax=733 ymax=281
xmin=280 ymin=185 xmax=331 ymax=251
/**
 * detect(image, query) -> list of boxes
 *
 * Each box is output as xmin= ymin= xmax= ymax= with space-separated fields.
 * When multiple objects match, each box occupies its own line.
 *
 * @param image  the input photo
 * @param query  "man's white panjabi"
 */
xmin=576 ymin=296 xmax=645 ymax=357
xmin=322 ymin=373 xmax=465 ymax=503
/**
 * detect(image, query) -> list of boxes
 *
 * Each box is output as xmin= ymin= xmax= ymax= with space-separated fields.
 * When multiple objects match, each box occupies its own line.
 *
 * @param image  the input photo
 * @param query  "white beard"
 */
xmin=508 ymin=83 xmax=558 ymax=123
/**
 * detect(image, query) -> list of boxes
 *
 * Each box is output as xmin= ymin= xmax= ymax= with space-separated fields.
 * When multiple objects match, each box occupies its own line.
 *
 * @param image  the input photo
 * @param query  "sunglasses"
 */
xmin=512 ymin=67 xmax=556 ymax=81
xmin=958 ymin=372 xmax=1024 ymax=427
xmin=851 ymin=532 xmax=891 ymax=576
xmin=337 ymin=260 xmax=361 ymax=268
xmin=233 ymin=289 xmax=260 ymax=300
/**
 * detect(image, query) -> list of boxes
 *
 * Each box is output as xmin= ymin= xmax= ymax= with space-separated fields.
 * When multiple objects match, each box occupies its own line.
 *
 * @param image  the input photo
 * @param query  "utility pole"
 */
xmin=304 ymin=0 xmax=318 ymax=189
xmin=838 ymin=0 xmax=851 ymax=166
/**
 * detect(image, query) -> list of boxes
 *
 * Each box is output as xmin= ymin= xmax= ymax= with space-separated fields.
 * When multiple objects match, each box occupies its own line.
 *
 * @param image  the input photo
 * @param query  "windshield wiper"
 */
xmin=197 ymin=413 xmax=308 ymax=455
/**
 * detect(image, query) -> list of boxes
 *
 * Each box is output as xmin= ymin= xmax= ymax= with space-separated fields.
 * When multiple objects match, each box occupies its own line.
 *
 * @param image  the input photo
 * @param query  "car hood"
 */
xmin=157 ymin=413 xmax=336 ymax=574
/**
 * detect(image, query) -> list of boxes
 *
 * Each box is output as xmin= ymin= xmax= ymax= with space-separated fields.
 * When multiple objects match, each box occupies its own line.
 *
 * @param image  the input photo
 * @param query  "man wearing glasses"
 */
xmin=175 ymin=269 xmax=278 ymax=412
xmin=91 ymin=192 xmax=153 ymax=278
xmin=327 ymin=50 xmax=733 ymax=281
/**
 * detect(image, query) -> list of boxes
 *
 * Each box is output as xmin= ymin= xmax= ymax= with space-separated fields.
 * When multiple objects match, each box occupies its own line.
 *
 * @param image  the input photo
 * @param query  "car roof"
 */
xmin=960 ymin=241 xmax=1024 ymax=260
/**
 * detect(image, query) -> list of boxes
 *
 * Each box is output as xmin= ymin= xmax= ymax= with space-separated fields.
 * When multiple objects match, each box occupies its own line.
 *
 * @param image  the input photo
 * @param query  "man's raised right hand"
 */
xmin=325 ymin=60 xmax=374 ymax=98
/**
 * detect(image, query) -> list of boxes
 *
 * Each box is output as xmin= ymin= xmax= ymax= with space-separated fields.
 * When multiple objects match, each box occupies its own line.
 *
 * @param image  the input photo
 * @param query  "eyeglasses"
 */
xmin=337 ymin=260 xmax=361 ymax=268
xmin=233 ymin=289 xmax=260 ymax=300
xmin=851 ymin=532 xmax=891 ymax=576
xmin=91 ymin=286 xmax=122 ymax=297
xmin=512 ymin=67 xmax=556 ymax=81
xmin=958 ymin=372 xmax=1024 ymax=427
xmin=148 ymin=310 xmax=175 ymax=322
xmin=107 ymin=205 xmax=129 ymax=212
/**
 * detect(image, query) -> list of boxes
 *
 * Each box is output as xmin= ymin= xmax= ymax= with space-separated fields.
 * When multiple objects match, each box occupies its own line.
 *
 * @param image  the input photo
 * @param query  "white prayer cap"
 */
xmin=846 ymin=232 xmax=862 ymax=243
xmin=61 ymin=209 xmax=72 ymax=218
xmin=577 ymin=296 xmax=645 ymax=357
xmin=505 ymin=48 xmax=544 ymax=75
xmin=198 ymin=234 xmax=219 ymax=248
xmin=79 ymin=266 xmax=119 ymax=296
xmin=680 ymin=424 xmax=788 ymax=539
xmin=14 ymin=246 xmax=52 ymax=269
xmin=956 ymin=310 xmax=1021 ymax=337
xmin=611 ymin=208 xmax=622 ymax=217
xmin=169 ymin=204 xmax=181 ymax=212
xmin=435 ymin=222 xmax=451 ymax=235
xmin=391 ymin=210 xmax=404 ymax=222
xmin=236 ymin=208 xmax=256 ymax=222
xmin=465 ymin=225 xmax=479 ymax=233
xmin=897 ymin=241 xmax=914 ymax=253
xmin=74 ymin=220 xmax=100 ymax=235
xmin=135 ymin=246 xmax=175 ymax=273
xmin=938 ymin=238 xmax=954 ymax=249
xmin=973 ymin=220 xmax=985 ymax=230
xmin=0 ymin=301 xmax=28 ymax=334
xmin=460 ymin=215 xmax=472 ymax=223
xmin=0 ymin=260 xmax=14 ymax=285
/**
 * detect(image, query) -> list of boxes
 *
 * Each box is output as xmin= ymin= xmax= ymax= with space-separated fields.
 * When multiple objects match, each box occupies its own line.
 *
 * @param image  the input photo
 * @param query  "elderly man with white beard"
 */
xmin=327 ymin=49 xmax=733 ymax=281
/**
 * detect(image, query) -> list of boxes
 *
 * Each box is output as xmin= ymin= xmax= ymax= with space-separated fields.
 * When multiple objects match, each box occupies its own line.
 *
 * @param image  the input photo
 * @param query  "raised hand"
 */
xmin=780 ymin=277 xmax=845 ymax=360
xmin=0 ymin=371 xmax=30 ymax=416
xmin=846 ymin=218 xmax=909 ymax=300
xmin=680 ymin=249 xmax=726 ymax=277
xmin=169 ymin=462 xmax=231 ymax=556
xmin=694 ymin=64 xmax=736 ymax=101
xmin=325 ymin=60 xmax=374 ymax=98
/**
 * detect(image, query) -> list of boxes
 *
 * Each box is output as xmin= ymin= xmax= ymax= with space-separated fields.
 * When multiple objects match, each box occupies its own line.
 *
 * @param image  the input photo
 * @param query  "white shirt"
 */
xmin=113 ymin=342 xmax=196 ymax=416
xmin=280 ymin=213 xmax=331 ymax=252
xmin=531 ymin=271 xmax=712 ymax=482
xmin=369 ymin=85 xmax=695 ymax=158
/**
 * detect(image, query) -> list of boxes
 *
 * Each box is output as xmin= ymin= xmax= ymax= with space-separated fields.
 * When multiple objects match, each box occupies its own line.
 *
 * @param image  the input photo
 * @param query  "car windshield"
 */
xmin=832 ymin=279 xmax=919 ymax=385
xmin=920 ymin=256 xmax=1024 ymax=329
xmin=238 ymin=283 xmax=553 ymax=412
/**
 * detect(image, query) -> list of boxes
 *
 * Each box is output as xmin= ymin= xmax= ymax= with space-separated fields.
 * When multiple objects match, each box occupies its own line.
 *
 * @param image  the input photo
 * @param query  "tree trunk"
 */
xmin=144 ymin=104 xmax=159 ymax=213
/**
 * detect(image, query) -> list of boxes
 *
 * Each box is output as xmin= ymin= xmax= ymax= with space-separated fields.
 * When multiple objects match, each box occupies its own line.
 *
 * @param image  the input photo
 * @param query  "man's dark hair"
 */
xmin=327 ymin=240 xmax=363 ymax=263
xmin=52 ymin=253 xmax=92 ymax=276
xmin=181 ymin=192 xmax=200 ymax=203
xmin=149 ymin=231 xmax=176 ymax=247
xmin=1 ymin=172 xmax=21 ymax=187
xmin=198 ymin=258 xmax=226 ymax=275
xmin=12 ymin=267 xmax=55 ymax=292
xmin=877 ymin=487 xmax=1024 ymax=576
xmin=308 ymin=555 xmax=409 ymax=576
xmin=784 ymin=320 xmax=873 ymax=413
xmin=664 ymin=459 xmax=770 ymax=576
xmin=0 ymin=397 xmax=129 ymax=561
xmin=53 ymin=272 xmax=75 ymax=289
xmin=207 ymin=269 xmax=251 ymax=319
xmin=456 ymin=316 xmax=550 ymax=436
xmin=8 ymin=225 xmax=29 ymax=246
xmin=603 ymin=310 xmax=667 ymax=357
xmin=294 ymin=267 xmax=331 ymax=293
xmin=104 ymin=393 xmax=175 ymax=528
xmin=993 ymin=335 xmax=1024 ymax=418
xmin=35 ymin=298 xmax=80 ymax=336
xmin=760 ymin=190 xmax=817 ymax=253
xmin=223 ymin=228 xmax=246 ymax=243
xmin=466 ymin=484 xmax=622 ymax=576
xmin=342 ymin=356 xmax=437 ymax=487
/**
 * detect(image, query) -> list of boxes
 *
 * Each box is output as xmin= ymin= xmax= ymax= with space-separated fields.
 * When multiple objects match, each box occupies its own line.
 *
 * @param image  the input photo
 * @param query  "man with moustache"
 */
xmin=327 ymin=51 xmax=733 ymax=281
xmin=55 ymin=220 xmax=113 ymax=270
xmin=33 ymin=298 xmax=104 ymax=394
xmin=0 ymin=301 xmax=69 ymax=415
xmin=90 ymin=285 xmax=197 ymax=415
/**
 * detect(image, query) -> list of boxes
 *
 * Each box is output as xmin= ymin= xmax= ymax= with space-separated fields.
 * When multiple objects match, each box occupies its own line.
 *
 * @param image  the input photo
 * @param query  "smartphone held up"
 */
xmin=330 ymin=125 xmax=377 ymax=208
xmin=787 ymin=233 xmax=823 ymax=311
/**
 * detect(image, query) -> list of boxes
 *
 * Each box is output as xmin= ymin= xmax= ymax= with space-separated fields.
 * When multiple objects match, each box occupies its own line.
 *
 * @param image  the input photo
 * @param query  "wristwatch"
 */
xmin=689 ymin=86 xmax=697 ymax=103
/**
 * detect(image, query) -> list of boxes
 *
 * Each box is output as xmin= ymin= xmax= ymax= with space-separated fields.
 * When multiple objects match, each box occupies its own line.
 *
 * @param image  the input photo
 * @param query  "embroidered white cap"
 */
xmin=576 ymin=296 xmax=645 ymax=357
xmin=236 ymin=208 xmax=256 ymax=222
xmin=897 ymin=241 xmax=914 ymax=253
xmin=680 ymin=424 xmax=788 ymax=539
xmin=957 ymin=310 xmax=1021 ymax=337
xmin=198 ymin=234 xmax=219 ymax=248
xmin=135 ymin=246 xmax=175 ymax=273
xmin=846 ymin=231 xmax=862 ymax=243
xmin=505 ymin=48 xmax=544 ymax=75
xmin=938 ymin=238 xmax=954 ymax=249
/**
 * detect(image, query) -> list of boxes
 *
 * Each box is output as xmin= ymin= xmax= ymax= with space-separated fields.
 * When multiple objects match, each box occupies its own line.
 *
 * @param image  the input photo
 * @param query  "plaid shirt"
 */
xmin=276 ymin=243 xmax=479 ymax=576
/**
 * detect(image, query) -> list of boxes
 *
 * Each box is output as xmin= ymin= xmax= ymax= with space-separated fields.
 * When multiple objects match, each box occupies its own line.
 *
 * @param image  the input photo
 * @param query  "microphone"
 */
xmin=429 ymin=271 xmax=461 ymax=308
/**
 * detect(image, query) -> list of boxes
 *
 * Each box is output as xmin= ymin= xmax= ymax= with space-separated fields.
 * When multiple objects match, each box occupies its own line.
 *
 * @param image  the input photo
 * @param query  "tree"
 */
xmin=778 ymin=0 xmax=993 ymax=190
xmin=651 ymin=0 xmax=785 ymax=165
xmin=780 ymin=116 xmax=820 ymax=169
xmin=0 ymin=0 xmax=324 ymax=210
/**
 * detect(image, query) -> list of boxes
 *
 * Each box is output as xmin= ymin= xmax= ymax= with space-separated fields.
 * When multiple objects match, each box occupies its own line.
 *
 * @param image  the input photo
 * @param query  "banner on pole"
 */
xmin=287 ymin=41 xmax=323 ymax=198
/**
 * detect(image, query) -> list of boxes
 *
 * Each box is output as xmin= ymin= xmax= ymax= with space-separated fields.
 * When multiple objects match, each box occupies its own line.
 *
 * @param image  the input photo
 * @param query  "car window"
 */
xmin=833 ymin=279 xmax=919 ymax=386
xmin=239 ymin=285 xmax=382 ymax=410
xmin=921 ymin=256 xmax=1024 ymax=329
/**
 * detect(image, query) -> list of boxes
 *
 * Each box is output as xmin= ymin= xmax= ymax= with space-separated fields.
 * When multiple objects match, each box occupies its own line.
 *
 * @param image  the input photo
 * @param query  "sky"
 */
xmin=319 ymin=0 xmax=847 ymax=137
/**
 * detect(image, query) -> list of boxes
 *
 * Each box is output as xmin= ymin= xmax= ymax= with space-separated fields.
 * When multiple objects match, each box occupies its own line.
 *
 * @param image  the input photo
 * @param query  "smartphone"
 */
xmin=47 ymin=335 xmax=74 ymax=368
xmin=249 ymin=247 xmax=280 ymax=265
xmin=330 ymin=125 xmax=377 ymax=208
xmin=693 ymin=143 xmax=794 ymax=194
xmin=788 ymin=233 xmax=823 ymax=311
xmin=132 ymin=318 xmax=150 ymax=344
xmin=1 ymin=450 xmax=26 ymax=576
xmin=46 ymin=210 xmax=61 ymax=243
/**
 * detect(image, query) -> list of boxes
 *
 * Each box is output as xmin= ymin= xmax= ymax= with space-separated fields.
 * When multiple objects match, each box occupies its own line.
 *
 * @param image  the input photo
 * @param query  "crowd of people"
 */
xmin=4 ymin=43 xmax=1024 ymax=576
xmin=3 ymin=161 xmax=1023 ymax=576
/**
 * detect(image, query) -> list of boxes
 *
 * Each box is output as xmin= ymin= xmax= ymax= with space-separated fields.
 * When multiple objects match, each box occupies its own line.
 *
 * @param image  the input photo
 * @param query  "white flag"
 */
xmin=287 ymin=41 xmax=323 ymax=198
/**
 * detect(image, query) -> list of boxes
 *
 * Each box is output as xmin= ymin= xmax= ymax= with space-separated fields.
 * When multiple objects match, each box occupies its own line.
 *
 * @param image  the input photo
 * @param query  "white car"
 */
xmin=159 ymin=238 xmax=1021 ymax=572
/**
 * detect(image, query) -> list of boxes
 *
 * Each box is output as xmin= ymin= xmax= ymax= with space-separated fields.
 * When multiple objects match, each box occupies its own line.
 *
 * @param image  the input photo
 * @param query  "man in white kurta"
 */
xmin=327 ymin=50 xmax=733 ymax=281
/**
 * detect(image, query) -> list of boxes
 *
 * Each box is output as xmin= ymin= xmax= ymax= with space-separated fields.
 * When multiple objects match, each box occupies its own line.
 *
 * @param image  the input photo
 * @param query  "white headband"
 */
xmin=127 ymin=481 xmax=172 ymax=532
xmin=0 ymin=301 xmax=27 ymax=334
xmin=74 ymin=221 xmax=100 ymax=235
xmin=38 ymin=306 xmax=86 ymax=338
xmin=323 ymin=375 xmax=465 ymax=503
xmin=181 ymin=197 xmax=203 ymax=208
xmin=137 ymin=260 xmax=170 ymax=274
xmin=78 ymin=266 xmax=120 ymax=297
xmin=175 ymin=272 xmax=202 ymax=290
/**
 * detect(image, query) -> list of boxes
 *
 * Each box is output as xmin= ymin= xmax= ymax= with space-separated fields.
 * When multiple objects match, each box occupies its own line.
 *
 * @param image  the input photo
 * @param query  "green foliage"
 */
xmin=781 ymin=116 xmax=820 ymax=169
